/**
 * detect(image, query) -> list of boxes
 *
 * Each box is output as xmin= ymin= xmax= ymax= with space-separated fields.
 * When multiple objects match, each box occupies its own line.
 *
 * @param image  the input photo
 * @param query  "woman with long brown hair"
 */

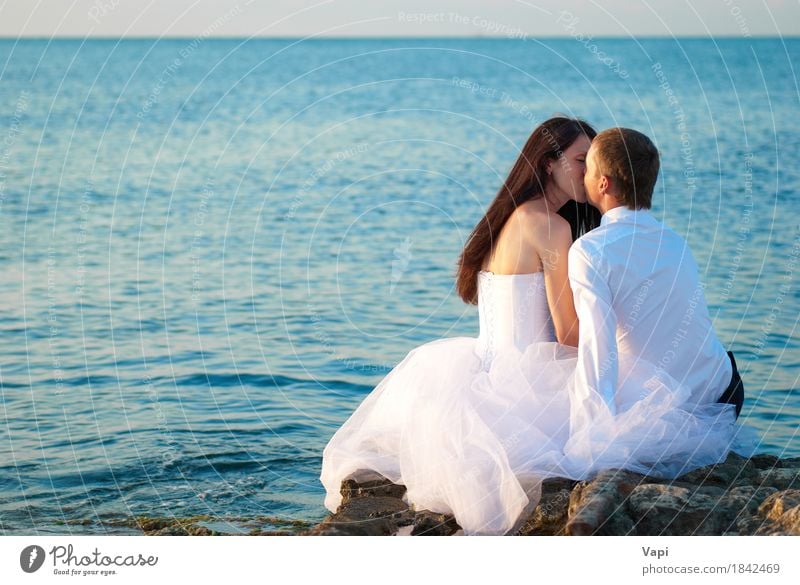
xmin=321 ymin=117 xmax=603 ymax=535
xmin=456 ymin=116 xmax=598 ymax=347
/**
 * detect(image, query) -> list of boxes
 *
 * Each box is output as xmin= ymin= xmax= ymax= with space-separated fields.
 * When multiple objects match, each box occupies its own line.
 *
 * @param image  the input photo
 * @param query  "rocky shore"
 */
xmin=63 ymin=453 xmax=797 ymax=536
xmin=304 ymin=453 xmax=800 ymax=535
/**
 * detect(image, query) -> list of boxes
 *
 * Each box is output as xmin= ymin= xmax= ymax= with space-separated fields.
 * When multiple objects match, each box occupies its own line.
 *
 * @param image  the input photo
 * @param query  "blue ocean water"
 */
xmin=0 ymin=37 xmax=798 ymax=535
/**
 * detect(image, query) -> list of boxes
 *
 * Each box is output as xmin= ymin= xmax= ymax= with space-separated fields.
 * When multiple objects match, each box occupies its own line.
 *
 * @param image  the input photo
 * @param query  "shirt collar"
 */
xmin=600 ymin=206 xmax=653 ymax=227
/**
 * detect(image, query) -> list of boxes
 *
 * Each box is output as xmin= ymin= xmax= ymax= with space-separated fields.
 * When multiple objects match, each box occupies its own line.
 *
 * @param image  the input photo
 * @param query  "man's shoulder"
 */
xmin=570 ymin=226 xmax=610 ymax=259
xmin=568 ymin=231 xmax=608 ymax=279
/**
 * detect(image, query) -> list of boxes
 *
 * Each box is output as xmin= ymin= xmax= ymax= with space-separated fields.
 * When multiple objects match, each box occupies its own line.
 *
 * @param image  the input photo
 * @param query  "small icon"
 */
xmin=390 ymin=237 xmax=413 ymax=295
xmin=20 ymin=545 xmax=46 ymax=573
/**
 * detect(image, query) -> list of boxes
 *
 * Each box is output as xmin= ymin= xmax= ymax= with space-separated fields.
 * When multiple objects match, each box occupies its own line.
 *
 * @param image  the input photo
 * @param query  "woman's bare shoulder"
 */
xmin=516 ymin=201 xmax=572 ymax=243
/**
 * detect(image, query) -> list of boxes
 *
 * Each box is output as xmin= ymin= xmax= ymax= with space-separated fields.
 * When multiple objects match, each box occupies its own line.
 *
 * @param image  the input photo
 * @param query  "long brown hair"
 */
xmin=455 ymin=117 xmax=597 ymax=304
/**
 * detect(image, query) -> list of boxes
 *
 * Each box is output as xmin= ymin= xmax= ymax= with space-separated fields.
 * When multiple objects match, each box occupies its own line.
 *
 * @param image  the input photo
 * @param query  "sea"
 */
xmin=0 ymin=37 xmax=798 ymax=534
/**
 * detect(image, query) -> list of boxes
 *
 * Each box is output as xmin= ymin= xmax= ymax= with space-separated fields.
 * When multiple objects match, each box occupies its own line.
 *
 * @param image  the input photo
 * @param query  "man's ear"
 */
xmin=598 ymin=175 xmax=609 ymax=195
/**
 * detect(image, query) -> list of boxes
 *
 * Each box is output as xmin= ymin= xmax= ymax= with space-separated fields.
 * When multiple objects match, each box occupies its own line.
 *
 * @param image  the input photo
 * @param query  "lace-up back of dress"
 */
xmin=475 ymin=270 xmax=556 ymax=370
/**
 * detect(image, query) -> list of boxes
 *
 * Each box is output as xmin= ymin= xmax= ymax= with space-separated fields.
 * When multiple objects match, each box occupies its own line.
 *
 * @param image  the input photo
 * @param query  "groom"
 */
xmin=569 ymin=127 xmax=744 ymax=418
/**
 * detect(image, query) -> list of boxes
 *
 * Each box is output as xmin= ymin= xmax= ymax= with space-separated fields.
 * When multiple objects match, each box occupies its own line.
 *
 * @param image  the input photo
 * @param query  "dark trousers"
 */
xmin=716 ymin=351 xmax=744 ymax=419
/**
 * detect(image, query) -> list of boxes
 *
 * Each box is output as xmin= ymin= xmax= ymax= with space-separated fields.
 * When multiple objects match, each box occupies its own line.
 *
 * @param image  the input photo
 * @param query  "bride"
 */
xmin=320 ymin=116 xmax=754 ymax=535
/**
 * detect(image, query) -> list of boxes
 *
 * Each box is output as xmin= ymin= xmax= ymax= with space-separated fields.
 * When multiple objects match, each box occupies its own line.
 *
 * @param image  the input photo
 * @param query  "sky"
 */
xmin=0 ymin=0 xmax=798 ymax=38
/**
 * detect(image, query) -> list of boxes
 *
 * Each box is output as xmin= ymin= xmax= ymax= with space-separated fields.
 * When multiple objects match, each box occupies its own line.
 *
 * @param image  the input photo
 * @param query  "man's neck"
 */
xmin=599 ymin=200 xmax=627 ymax=216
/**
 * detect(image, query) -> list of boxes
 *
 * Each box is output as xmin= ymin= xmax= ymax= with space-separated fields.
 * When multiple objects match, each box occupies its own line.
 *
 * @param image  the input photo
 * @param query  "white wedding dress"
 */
xmin=320 ymin=270 xmax=760 ymax=535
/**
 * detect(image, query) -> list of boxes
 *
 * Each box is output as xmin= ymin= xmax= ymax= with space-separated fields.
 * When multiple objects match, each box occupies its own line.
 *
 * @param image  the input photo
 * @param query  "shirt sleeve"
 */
xmin=568 ymin=243 xmax=618 ymax=416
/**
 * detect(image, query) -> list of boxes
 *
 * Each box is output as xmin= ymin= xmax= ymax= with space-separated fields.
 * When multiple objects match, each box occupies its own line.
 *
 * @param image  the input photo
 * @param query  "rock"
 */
xmin=566 ymin=469 xmax=643 ymax=535
xmin=339 ymin=469 xmax=408 ymax=505
xmin=724 ymin=485 xmax=779 ymax=516
xmin=756 ymin=468 xmax=800 ymax=490
xmin=676 ymin=452 xmax=758 ymax=488
xmin=306 ymin=453 xmax=800 ymax=536
xmin=518 ymin=478 xmax=577 ymax=535
xmin=410 ymin=510 xmax=461 ymax=536
xmin=627 ymin=483 xmax=742 ymax=535
xmin=749 ymin=454 xmax=782 ymax=469
xmin=305 ymin=496 xmax=411 ymax=536
xmin=757 ymin=489 xmax=800 ymax=521
xmin=753 ymin=490 xmax=800 ymax=535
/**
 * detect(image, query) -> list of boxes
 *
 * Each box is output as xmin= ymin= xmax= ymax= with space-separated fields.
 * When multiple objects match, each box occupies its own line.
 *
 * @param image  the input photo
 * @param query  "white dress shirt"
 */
xmin=568 ymin=206 xmax=733 ymax=415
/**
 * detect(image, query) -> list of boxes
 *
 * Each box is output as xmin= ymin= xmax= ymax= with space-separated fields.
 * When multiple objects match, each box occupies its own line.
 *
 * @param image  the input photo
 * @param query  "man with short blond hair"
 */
xmin=569 ymin=127 xmax=744 ymax=421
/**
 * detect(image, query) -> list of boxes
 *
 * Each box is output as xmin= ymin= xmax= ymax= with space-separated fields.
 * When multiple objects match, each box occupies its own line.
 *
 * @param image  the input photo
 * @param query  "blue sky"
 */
xmin=1 ymin=0 xmax=798 ymax=38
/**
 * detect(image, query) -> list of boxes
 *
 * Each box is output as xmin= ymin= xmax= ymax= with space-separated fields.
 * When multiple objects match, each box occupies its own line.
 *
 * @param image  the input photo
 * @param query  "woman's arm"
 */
xmin=528 ymin=214 xmax=580 ymax=347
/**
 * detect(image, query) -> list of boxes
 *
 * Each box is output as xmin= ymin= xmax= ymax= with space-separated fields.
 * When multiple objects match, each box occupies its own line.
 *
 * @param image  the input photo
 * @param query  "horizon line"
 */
xmin=1 ymin=34 xmax=797 ymax=40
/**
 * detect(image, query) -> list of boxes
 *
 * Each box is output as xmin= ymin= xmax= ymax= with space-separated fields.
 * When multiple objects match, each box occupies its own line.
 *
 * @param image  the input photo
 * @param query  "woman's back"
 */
xmin=475 ymin=270 xmax=556 ymax=370
xmin=480 ymin=200 xmax=579 ymax=346
xmin=480 ymin=201 xmax=545 ymax=275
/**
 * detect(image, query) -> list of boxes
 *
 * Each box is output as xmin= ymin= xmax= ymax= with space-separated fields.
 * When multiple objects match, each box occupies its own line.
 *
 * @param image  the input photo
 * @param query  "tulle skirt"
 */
xmin=319 ymin=337 xmax=762 ymax=535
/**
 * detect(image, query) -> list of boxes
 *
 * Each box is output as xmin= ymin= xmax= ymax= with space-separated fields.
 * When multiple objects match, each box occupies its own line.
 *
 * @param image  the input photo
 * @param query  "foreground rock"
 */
xmin=304 ymin=453 xmax=800 ymax=535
